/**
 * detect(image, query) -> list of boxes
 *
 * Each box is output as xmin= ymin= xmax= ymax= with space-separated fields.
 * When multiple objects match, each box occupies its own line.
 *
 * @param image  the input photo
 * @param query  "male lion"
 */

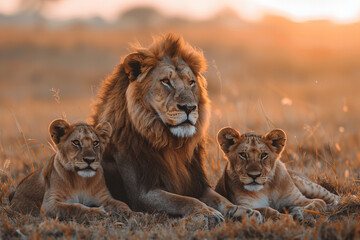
xmin=215 ymin=127 xmax=340 ymax=220
xmin=91 ymin=33 xmax=262 ymax=223
xmin=10 ymin=119 xmax=133 ymax=221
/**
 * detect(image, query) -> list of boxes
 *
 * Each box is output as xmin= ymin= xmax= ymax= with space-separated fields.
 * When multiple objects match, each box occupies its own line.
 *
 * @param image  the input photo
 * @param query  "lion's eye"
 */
xmin=189 ymin=80 xmax=196 ymax=86
xmin=93 ymin=141 xmax=99 ymax=147
xmin=72 ymin=140 xmax=80 ymax=147
xmin=239 ymin=152 xmax=247 ymax=160
xmin=261 ymin=152 xmax=268 ymax=160
xmin=161 ymin=78 xmax=171 ymax=87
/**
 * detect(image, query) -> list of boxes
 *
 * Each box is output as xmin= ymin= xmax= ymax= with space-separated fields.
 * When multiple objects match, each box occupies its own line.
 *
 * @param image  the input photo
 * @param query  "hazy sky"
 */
xmin=1 ymin=0 xmax=360 ymax=23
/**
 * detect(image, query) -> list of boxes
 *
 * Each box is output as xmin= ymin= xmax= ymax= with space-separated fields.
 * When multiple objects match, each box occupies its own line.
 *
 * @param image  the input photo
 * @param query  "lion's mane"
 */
xmin=91 ymin=33 xmax=211 ymax=198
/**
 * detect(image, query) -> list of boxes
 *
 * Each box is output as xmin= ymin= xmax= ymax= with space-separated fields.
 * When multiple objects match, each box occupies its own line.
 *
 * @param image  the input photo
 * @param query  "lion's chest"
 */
xmin=66 ymin=192 xmax=100 ymax=207
xmin=234 ymin=190 xmax=270 ymax=208
xmin=233 ymin=187 xmax=289 ymax=210
xmin=160 ymin=151 xmax=193 ymax=195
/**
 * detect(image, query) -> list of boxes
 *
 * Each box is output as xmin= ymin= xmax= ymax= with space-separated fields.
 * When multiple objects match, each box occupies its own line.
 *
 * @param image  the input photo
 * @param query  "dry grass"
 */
xmin=1 ymin=17 xmax=360 ymax=239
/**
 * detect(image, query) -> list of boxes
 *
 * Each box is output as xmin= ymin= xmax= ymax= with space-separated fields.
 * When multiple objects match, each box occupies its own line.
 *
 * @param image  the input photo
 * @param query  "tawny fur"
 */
xmin=90 ymin=33 xmax=262 ymax=223
xmin=288 ymin=170 xmax=340 ymax=205
xmin=9 ymin=169 xmax=45 ymax=216
xmin=11 ymin=119 xmax=133 ymax=221
xmin=215 ymin=127 xmax=339 ymax=220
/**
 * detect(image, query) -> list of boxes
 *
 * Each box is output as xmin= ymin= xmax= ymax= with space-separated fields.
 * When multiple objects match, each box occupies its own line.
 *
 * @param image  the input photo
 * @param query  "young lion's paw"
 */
xmin=244 ymin=208 xmax=263 ymax=223
xmin=132 ymin=211 xmax=144 ymax=218
xmin=99 ymin=206 xmax=107 ymax=214
xmin=305 ymin=199 xmax=326 ymax=212
xmin=257 ymin=207 xmax=283 ymax=221
xmin=227 ymin=206 xmax=263 ymax=223
xmin=289 ymin=207 xmax=304 ymax=222
xmin=74 ymin=207 xmax=108 ymax=222
xmin=90 ymin=207 xmax=108 ymax=218
xmin=115 ymin=205 xmax=133 ymax=217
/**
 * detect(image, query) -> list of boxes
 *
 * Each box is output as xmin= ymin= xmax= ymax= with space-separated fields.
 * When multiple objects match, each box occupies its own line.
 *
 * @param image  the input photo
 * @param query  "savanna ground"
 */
xmin=1 ymin=16 xmax=360 ymax=239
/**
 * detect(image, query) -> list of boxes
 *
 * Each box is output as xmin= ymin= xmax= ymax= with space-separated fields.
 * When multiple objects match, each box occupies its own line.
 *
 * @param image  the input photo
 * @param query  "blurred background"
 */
xmin=0 ymin=0 xmax=359 ymax=184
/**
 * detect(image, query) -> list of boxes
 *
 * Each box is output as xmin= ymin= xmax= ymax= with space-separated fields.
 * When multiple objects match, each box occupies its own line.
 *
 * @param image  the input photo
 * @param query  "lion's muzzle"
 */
xmin=168 ymin=111 xmax=198 ymax=138
xmin=83 ymin=157 xmax=95 ymax=165
xmin=74 ymin=159 xmax=100 ymax=178
xmin=176 ymin=104 xmax=196 ymax=115
xmin=241 ymin=171 xmax=266 ymax=191
xmin=247 ymin=172 xmax=261 ymax=180
xmin=165 ymin=103 xmax=199 ymax=138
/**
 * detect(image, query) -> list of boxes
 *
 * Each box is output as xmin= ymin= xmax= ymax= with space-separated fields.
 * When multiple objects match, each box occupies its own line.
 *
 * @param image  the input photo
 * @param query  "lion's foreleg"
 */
xmin=98 ymin=191 xmax=133 ymax=217
xmin=43 ymin=201 xmax=106 ymax=221
xmin=255 ymin=207 xmax=283 ymax=220
xmin=199 ymin=188 xmax=263 ymax=222
xmin=139 ymin=188 xmax=224 ymax=222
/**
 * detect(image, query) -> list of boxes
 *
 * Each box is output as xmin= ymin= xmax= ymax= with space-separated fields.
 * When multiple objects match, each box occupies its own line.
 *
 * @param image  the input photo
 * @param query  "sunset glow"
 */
xmin=1 ymin=0 xmax=360 ymax=23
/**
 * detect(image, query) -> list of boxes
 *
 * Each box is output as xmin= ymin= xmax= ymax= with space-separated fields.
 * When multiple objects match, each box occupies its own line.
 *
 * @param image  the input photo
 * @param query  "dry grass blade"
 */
xmin=302 ymin=209 xmax=326 ymax=216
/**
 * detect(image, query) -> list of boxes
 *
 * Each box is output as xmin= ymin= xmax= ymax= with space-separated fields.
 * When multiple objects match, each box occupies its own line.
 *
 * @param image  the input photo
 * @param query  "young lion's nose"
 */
xmin=247 ymin=172 xmax=261 ymax=179
xmin=83 ymin=157 xmax=95 ymax=164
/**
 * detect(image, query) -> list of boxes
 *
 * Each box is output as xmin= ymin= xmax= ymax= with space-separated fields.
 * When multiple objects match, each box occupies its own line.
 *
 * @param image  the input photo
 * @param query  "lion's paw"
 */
xmin=244 ymin=208 xmax=263 ymax=223
xmin=227 ymin=206 xmax=263 ymax=223
xmin=98 ymin=206 xmax=106 ymax=214
xmin=305 ymin=199 xmax=326 ymax=212
xmin=92 ymin=206 xmax=108 ymax=217
xmin=289 ymin=207 xmax=304 ymax=222
xmin=192 ymin=207 xmax=224 ymax=227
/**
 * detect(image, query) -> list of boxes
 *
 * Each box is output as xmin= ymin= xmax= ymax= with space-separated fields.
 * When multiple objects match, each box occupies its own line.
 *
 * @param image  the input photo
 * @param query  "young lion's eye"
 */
xmin=189 ymin=80 xmax=196 ymax=87
xmin=239 ymin=152 xmax=247 ymax=160
xmin=72 ymin=140 xmax=80 ymax=147
xmin=261 ymin=152 xmax=268 ymax=160
xmin=93 ymin=141 xmax=99 ymax=147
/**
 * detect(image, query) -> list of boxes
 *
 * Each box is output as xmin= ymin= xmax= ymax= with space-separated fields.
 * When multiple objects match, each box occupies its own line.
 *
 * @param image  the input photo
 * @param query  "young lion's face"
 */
xmin=218 ymin=127 xmax=286 ymax=191
xmin=49 ymin=120 xmax=112 ymax=178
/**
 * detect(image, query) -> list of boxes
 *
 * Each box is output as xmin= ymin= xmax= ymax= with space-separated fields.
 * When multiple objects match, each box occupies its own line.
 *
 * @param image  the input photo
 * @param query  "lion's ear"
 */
xmin=123 ymin=52 xmax=146 ymax=81
xmin=95 ymin=122 xmax=113 ymax=144
xmin=217 ymin=127 xmax=242 ymax=154
xmin=49 ymin=119 xmax=71 ymax=145
xmin=264 ymin=129 xmax=287 ymax=154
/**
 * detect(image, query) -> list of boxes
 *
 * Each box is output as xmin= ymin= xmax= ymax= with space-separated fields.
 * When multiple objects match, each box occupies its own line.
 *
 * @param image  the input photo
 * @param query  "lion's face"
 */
xmin=146 ymin=58 xmax=199 ymax=138
xmin=123 ymin=35 xmax=209 ymax=144
xmin=49 ymin=119 xmax=112 ymax=178
xmin=57 ymin=125 xmax=103 ymax=178
xmin=217 ymin=127 xmax=286 ymax=192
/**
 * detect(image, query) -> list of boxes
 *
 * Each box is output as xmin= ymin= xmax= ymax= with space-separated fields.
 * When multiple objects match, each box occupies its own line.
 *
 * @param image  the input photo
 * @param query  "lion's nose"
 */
xmin=177 ymin=104 xmax=197 ymax=115
xmin=83 ymin=157 xmax=95 ymax=164
xmin=247 ymin=172 xmax=261 ymax=179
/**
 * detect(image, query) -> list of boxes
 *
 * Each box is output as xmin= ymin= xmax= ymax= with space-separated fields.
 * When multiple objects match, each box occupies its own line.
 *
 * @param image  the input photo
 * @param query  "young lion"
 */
xmin=215 ymin=127 xmax=339 ymax=220
xmin=10 ymin=119 xmax=133 ymax=220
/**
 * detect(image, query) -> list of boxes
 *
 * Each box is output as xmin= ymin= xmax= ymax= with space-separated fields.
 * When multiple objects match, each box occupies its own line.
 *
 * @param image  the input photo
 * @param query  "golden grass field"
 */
xmin=1 ymin=15 xmax=360 ymax=239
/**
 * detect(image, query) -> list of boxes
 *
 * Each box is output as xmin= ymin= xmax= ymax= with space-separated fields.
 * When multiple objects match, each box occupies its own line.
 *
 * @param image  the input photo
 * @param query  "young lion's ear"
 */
xmin=49 ymin=119 xmax=71 ymax=145
xmin=217 ymin=127 xmax=242 ymax=154
xmin=264 ymin=129 xmax=287 ymax=154
xmin=123 ymin=52 xmax=147 ymax=81
xmin=95 ymin=122 xmax=113 ymax=144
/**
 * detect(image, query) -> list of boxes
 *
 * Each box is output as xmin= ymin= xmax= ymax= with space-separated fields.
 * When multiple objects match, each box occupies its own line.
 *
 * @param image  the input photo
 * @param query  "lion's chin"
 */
xmin=170 ymin=125 xmax=196 ymax=138
xmin=244 ymin=184 xmax=264 ymax=192
xmin=77 ymin=170 xmax=96 ymax=178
